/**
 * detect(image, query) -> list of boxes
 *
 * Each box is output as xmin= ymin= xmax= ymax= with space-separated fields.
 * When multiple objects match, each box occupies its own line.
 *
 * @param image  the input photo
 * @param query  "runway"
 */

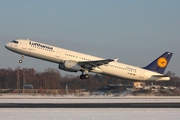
xmin=1 ymin=102 xmax=180 ymax=108
xmin=1 ymin=95 xmax=180 ymax=108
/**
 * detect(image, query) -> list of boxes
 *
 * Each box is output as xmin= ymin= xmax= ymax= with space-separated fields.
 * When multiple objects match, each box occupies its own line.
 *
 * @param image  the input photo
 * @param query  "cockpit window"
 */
xmin=11 ymin=40 xmax=19 ymax=44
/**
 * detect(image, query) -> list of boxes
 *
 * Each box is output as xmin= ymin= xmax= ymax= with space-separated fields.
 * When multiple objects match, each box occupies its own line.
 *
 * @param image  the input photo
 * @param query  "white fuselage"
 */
xmin=5 ymin=39 xmax=170 ymax=81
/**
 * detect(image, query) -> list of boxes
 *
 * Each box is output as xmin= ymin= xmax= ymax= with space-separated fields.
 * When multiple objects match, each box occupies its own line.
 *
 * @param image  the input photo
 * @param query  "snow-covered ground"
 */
xmin=1 ymin=94 xmax=180 ymax=103
xmin=0 ymin=94 xmax=180 ymax=120
xmin=0 ymin=108 xmax=180 ymax=120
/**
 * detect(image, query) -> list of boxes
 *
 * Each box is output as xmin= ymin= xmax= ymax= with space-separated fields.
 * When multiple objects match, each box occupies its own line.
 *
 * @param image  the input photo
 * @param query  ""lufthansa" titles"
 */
xmin=29 ymin=42 xmax=53 ymax=50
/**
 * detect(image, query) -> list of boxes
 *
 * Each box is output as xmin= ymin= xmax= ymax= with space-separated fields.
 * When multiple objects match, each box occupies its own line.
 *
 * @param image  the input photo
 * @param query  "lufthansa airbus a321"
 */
xmin=5 ymin=39 xmax=173 ymax=81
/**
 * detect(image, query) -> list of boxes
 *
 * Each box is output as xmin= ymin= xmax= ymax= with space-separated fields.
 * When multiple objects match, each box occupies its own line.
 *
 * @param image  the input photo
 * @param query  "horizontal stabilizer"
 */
xmin=152 ymin=75 xmax=169 ymax=77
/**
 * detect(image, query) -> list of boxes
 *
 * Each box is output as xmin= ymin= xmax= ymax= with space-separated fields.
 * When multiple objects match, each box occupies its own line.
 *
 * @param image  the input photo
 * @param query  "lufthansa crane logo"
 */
xmin=157 ymin=57 xmax=167 ymax=68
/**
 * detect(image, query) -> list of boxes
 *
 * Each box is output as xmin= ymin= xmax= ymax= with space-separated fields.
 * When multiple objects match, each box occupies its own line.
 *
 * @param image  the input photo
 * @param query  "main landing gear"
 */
xmin=80 ymin=70 xmax=89 ymax=79
xmin=19 ymin=55 xmax=24 ymax=63
xmin=80 ymin=74 xmax=89 ymax=79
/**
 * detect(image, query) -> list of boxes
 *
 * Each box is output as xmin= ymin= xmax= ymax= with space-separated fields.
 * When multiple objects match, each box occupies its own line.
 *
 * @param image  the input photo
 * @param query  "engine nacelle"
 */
xmin=58 ymin=60 xmax=82 ymax=72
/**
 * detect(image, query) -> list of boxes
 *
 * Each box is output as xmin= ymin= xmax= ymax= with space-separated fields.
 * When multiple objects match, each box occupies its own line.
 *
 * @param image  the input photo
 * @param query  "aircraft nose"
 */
xmin=5 ymin=43 xmax=11 ymax=49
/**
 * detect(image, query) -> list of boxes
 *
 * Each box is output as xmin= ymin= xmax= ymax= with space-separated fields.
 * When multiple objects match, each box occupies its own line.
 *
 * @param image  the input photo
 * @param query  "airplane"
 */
xmin=5 ymin=39 xmax=173 ymax=81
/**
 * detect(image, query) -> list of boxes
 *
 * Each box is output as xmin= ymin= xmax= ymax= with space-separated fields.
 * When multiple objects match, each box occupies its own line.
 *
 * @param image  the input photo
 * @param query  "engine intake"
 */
xmin=58 ymin=60 xmax=82 ymax=72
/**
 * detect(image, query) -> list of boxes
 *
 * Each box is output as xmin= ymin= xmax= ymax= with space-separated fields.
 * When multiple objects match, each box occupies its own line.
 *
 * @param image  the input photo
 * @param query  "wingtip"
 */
xmin=114 ymin=58 xmax=118 ymax=62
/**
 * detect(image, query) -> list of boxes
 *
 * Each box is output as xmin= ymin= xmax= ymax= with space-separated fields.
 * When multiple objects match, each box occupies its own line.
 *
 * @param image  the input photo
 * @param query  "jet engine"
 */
xmin=58 ymin=60 xmax=82 ymax=72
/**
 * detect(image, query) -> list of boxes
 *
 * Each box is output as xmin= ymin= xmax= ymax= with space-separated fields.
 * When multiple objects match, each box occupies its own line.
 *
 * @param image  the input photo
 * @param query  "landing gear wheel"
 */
xmin=19 ymin=60 xmax=23 ymax=63
xmin=84 ymin=74 xmax=89 ymax=79
xmin=80 ymin=74 xmax=89 ymax=79
xmin=80 ymin=75 xmax=85 ymax=79
xmin=80 ymin=69 xmax=89 ymax=80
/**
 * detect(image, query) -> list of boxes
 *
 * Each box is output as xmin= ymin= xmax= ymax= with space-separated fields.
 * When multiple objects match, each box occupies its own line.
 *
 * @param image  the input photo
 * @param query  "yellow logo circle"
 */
xmin=157 ymin=57 xmax=167 ymax=68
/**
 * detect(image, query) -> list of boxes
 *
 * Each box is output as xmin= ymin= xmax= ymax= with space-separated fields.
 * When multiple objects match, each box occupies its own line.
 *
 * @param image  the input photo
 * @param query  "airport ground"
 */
xmin=1 ymin=94 xmax=180 ymax=119
xmin=1 ymin=94 xmax=180 ymax=108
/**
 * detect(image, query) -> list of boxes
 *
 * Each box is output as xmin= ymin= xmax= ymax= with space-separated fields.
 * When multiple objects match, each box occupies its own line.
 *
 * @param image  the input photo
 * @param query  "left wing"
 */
xmin=79 ymin=59 xmax=114 ymax=69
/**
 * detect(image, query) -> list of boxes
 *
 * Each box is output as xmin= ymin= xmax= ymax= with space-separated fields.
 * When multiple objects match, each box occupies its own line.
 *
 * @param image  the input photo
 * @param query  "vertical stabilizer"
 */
xmin=143 ymin=52 xmax=173 ymax=74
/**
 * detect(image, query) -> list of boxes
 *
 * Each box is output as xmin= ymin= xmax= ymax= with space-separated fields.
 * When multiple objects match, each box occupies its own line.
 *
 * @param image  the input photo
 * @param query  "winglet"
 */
xmin=143 ymin=52 xmax=173 ymax=74
xmin=114 ymin=58 xmax=118 ymax=62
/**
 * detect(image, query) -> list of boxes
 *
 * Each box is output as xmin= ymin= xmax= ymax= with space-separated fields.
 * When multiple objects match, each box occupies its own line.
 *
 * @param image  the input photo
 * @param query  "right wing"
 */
xmin=79 ymin=59 xmax=114 ymax=70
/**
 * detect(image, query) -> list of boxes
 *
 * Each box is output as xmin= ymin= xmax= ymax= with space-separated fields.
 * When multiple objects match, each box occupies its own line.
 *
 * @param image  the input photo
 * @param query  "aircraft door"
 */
xmin=22 ymin=40 xmax=28 ymax=50
xmin=56 ymin=48 xmax=60 ymax=58
xmin=139 ymin=70 xmax=145 ymax=79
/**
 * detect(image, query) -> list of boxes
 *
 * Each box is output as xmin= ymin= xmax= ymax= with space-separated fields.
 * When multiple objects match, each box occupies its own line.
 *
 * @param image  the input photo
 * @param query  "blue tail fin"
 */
xmin=143 ymin=52 xmax=173 ymax=74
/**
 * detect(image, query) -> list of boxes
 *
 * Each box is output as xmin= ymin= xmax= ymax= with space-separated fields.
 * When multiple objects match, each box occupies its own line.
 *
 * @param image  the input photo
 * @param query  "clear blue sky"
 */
xmin=0 ymin=0 xmax=180 ymax=76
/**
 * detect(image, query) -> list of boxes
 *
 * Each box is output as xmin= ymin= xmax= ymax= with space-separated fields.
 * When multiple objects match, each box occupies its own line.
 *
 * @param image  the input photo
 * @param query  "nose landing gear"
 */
xmin=19 ymin=60 xmax=23 ymax=63
xmin=19 ymin=55 xmax=24 ymax=63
